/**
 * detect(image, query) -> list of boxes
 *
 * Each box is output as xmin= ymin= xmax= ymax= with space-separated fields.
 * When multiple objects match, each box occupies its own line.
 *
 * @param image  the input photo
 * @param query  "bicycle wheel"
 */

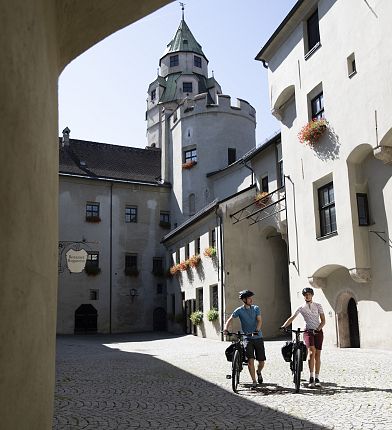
xmin=231 ymin=350 xmax=241 ymax=393
xmin=294 ymin=347 xmax=302 ymax=393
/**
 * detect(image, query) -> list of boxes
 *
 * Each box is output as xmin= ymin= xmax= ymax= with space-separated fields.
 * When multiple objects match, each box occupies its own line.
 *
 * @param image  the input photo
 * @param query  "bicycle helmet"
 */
xmin=302 ymin=287 xmax=314 ymax=296
xmin=239 ymin=290 xmax=254 ymax=300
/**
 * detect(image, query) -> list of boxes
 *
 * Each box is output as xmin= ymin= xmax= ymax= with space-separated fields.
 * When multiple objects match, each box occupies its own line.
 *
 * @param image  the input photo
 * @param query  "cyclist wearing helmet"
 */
xmin=280 ymin=287 xmax=325 ymax=388
xmin=223 ymin=289 xmax=266 ymax=389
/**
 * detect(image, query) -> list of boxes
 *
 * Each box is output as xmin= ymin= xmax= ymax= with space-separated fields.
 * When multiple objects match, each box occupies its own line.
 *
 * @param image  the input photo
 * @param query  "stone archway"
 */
xmin=335 ymin=291 xmax=360 ymax=348
xmin=74 ymin=304 xmax=98 ymax=334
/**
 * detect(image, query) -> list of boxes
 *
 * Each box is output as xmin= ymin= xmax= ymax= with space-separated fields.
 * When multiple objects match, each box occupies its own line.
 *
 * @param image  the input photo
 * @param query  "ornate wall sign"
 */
xmin=66 ymin=248 xmax=88 ymax=273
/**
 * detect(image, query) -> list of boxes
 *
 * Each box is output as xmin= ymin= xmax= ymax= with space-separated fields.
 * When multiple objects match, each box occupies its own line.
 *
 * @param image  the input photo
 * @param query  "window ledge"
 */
xmin=348 ymin=70 xmax=357 ymax=79
xmin=304 ymin=42 xmax=321 ymax=61
xmin=316 ymin=231 xmax=338 ymax=241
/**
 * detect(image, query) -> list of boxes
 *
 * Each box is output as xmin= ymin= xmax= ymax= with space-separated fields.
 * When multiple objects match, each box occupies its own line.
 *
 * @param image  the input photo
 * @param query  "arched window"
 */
xmin=189 ymin=193 xmax=195 ymax=216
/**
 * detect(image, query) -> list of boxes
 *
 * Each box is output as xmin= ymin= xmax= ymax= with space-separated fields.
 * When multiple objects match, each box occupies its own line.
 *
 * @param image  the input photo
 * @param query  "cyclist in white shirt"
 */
xmin=281 ymin=287 xmax=325 ymax=388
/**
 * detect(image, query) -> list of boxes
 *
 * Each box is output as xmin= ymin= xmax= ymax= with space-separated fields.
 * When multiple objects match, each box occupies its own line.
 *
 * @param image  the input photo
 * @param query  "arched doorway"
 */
xmin=74 ymin=304 xmax=97 ymax=334
xmin=348 ymin=298 xmax=360 ymax=348
xmin=153 ymin=307 xmax=167 ymax=331
xmin=336 ymin=291 xmax=360 ymax=348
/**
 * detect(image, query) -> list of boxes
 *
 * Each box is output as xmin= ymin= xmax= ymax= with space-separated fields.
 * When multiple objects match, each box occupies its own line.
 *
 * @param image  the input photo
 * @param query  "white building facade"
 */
xmin=256 ymin=0 xmax=392 ymax=349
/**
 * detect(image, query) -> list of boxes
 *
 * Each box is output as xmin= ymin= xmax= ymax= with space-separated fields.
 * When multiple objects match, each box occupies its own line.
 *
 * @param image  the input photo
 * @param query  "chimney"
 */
xmin=62 ymin=127 xmax=70 ymax=147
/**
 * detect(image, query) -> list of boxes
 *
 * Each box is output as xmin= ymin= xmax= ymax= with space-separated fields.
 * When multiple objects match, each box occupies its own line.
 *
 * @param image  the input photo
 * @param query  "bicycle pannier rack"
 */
xmin=281 ymin=341 xmax=294 ymax=362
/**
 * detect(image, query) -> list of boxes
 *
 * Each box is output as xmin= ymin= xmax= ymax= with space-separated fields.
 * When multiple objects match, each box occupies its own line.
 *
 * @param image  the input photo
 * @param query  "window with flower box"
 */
xmin=160 ymin=211 xmax=171 ymax=228
xmin=210 ymin=228 xmax=216 ymax=248
xmin=196 ymin=287 xmax=203 ymax=312
xmin=194 ymin=237 xmax=200 ymax=255
xmin=311 ymin=92 xmax=324 ymax=120
xmin=85 ymin=252 xmax=100 ymax=275
xmin=125 ymin=254 xmax=139 ymax=276
xmin=86 ymin=202 xmax=100 ymax=222
xmin=211 ymin=285 xmax=218 ymax=310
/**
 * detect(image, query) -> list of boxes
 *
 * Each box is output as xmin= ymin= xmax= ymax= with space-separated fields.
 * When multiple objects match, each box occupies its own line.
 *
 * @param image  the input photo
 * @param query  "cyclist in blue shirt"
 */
xmin=223 ymin=290 xmax=266 ymax=388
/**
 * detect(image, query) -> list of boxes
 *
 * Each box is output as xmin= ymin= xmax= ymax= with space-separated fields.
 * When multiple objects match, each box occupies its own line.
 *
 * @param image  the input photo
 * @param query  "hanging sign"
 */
xmin=66 ymin=248 xmax=88 ymax=273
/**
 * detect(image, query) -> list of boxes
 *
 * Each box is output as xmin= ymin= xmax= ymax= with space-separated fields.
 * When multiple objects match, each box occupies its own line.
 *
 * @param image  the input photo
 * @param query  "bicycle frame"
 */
xmin=284 ymin=327 xmax=307 ymax=393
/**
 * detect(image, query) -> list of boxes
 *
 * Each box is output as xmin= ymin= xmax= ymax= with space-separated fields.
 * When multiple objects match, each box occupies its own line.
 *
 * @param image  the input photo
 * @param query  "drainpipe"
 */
xmin=217 ymin=211 xmax=225 ymax=341
xmin=109 ymin=182 xmax=113 ymax=334
xmin=242 ymin=159 xmax=255 ymax=186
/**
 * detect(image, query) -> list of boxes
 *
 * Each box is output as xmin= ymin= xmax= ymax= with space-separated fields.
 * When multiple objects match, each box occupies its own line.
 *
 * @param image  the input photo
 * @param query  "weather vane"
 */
xmin=179 ymin=2 xmax=185 ymax=20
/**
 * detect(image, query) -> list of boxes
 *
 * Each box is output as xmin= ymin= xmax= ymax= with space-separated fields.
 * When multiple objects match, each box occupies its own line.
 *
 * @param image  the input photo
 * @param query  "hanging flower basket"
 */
xmin=188 ymin=254 xmax=201 ymax=268
xmin=254 ymin=191 xmax=270 ymax=208
xmin=169 ymin=264 xmax=182 ymax=275
xmin=182 ymin=160 xmax=197 ymax=169
xmin=207 ymin=308 xmax=219 ymax=322
xmin=179 ymin=260 xmax=189 ymax=271
xmin=203 ymin=247 xmax=217 ymax=258
xmin=298 ymin=118 xmax=328 ymax=145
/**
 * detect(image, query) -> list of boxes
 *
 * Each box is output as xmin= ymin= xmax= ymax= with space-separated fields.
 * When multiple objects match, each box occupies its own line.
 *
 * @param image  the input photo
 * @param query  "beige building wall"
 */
xmin=258 ymin=0 xmax=392 ymax=349
xmin=0 ymin=2 xmax=171 ymax=426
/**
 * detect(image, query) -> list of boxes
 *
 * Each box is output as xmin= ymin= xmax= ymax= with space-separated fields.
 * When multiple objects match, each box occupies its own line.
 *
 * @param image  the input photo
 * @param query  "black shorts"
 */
xmin=244 ymin=337 xmax=266 ymax=362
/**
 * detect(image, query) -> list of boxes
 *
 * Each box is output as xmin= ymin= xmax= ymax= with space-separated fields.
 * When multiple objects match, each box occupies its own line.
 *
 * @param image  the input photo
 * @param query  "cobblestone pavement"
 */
xmin=53 ymin=333 xmax=392 ymax=429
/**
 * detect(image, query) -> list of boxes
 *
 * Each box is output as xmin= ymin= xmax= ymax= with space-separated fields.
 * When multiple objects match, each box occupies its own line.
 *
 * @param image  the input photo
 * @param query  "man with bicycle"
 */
xmin=223 ymin=290 xmax=266 ymax=389
xmin=281 ymin=287 xmax=325 ymax=388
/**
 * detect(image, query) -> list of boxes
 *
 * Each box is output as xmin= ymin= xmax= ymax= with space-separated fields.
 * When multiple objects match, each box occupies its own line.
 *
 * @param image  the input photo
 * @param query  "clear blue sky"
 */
xmin=59 ymin=0 xmax=297 ymax=148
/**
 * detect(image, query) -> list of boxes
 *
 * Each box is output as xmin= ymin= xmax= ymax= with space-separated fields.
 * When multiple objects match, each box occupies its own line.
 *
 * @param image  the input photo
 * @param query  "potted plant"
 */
xmin=189 ymin=310 xmax=203 ymax=326
xmin=85 ymin=215 xmax=101 ymax=223
xmin=298 ymin=118 xmax=328 ymax=145
xmin=254 ymin=191 xmax=270 ymax=208
xmin=182 ymin=160 xmax=197 ymax=169
xmin=203 ymin=247 xmax=217 ymax=258
xmin=207 ymin=308 xmax=219 ymax=322
xmin=188 ymin=254 xmax=201 ymax=268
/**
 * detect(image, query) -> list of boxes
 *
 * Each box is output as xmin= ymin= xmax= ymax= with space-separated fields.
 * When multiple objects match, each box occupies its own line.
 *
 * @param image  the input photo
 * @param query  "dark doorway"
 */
xmin=74 ymin=304 xmax=97 ymax=334
xmin=153 ymin=307 xmax=167 ymax=331
xmin=348 ymin=298 xmax=360 ymax=348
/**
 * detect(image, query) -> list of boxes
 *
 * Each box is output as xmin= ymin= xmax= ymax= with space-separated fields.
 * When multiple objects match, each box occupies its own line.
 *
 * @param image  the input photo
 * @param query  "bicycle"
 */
xmin=281 ymin=327 xmax=309 ymax=393
xmin=223 ymin=331 xmax=256 ymax=393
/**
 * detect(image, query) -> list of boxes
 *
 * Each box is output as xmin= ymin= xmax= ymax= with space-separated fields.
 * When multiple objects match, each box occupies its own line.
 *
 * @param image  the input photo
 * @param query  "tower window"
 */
xmin=170 ymin=55 xmax=179 ymax=67
xmin=183 ymin=82 xmax=193 ymax=94
xmin=194 ymin=56 xmax=202 ymax=68
xmin=151 ymin=89 xmax=156 ymax=101
xmin=184 ymin=148 xmax=197 ymax=163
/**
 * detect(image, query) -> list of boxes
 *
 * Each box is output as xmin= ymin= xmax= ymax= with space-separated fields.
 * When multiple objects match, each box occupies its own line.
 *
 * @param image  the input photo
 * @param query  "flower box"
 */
xmin=207 ymin=308 xmax=219 ymax=322
xmin=178 ymin=260 xmax=189 ymax=271
xmin=203 ymin=247 xmax=217 ymax=258
xmin=182 ymin=160 xmax=197 ymax=169
xmin=84 ymin=265 xmax=101 ymax=276
xmin=254 ymin=191 xmax=270 ymax=208
xmin=169 ymin=264 xmax=182 ymax=276
xmin=188 ymin=254 xmax=201 ymax=268
xmin=189 ymin=311 xmax=203 ymax=326
xmin=298 ymin=118 xmax=328 ymax=145
xmin=86 ymin=215 xmax=101 ymax=223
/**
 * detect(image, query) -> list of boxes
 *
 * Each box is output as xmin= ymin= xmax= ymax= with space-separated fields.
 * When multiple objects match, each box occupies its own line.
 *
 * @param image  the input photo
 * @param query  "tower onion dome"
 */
xmin=160 ymin=19 xmax=208 ymax=65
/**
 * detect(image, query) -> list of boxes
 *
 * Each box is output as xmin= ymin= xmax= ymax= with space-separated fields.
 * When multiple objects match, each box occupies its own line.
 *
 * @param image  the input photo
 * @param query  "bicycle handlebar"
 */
xmin=280 ymin=327 xmax=320 ymax=334
xmin=221 ymin=330 xmax=259 ymax=337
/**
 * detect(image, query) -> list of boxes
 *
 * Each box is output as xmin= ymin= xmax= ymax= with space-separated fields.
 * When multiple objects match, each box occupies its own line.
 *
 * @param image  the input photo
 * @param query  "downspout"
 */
xmin=242 ymin=159 xmax=255 ymax=186
xmin=109 ymin=182 xmax=113 ymax=334
xmin=217 ymin=210 xmax=225 ymax=341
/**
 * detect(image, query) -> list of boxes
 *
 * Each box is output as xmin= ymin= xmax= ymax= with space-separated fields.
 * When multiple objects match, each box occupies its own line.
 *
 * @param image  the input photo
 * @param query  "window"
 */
xmin=210 ymin=228 xmax=216 ymax=248
xmin=306 ymin=9 xmax=320 ymax=53
xmin=86 ymin=202 xmax=100 ymax=221
xmin=194 ymin=55 xmax=202 ymax=68
xmin=175 ymin=250 xmax=180 ymax=264
xmin=311 ymin=92 xmax=324 ymax=120
xmin=153 ymin=257 xmax=164 ymax=276
xmin=184 ymin=148 xmax=197 ymax=163
xmin=356 ymin=193 xmax=370 ymax=226
xmin=86 ymin=252 xmax=99 ymax=267
xmin=228 ymin=148 xmax=236 ymax=165
xmin=170 ymin=55 xmax=179 ymax=67
xmin=194 ymin=237 xmax=200 ymax=255
xmin=125 ymin=206 xmax=137 ymax=223
xmin=185 ymin=243 xmax=190 ymax=259
xmin=189 ymin=194 xmax=195 ymax=216
xmin=183 ymin=82 xmax=193 ymax=93
xmin=90 ymin=289 xmax=99 ymax=300
xmin=196 ymin=287 xmax=203 ymax=312
xmin=347 ymin=53 xmax=357 ymax=78
xmin=160 ymin=211 xmax=170 ymax=228
xmin=318 ymin=182 xmax=337 ymax=236
xmin=125 ymin=254 xmax=138 ymax=276
xmin=278 ymin=160 xmax=284 ymax=187
xmin=261 ymin=176 xmax=269 ymax=193
xmin=211 ymin=285 xmax=218 ymax=310
xmin=151 ymin=89 xmax=156 ymax=101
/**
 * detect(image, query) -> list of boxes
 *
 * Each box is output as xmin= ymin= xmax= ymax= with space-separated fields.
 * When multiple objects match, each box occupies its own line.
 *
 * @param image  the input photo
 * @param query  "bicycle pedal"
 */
xmin=226 ymin=375 xmax=232 ymax=379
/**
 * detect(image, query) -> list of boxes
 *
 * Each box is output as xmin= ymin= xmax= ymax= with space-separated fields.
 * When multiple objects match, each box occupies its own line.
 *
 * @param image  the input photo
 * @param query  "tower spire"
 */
xmin=179 ymin=2 xmax=185 ymax=20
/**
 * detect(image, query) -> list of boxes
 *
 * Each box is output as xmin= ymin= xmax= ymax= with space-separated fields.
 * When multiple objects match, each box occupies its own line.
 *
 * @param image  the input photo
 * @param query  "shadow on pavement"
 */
xmin=54 ymin=335 xmax=326 ymax=429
